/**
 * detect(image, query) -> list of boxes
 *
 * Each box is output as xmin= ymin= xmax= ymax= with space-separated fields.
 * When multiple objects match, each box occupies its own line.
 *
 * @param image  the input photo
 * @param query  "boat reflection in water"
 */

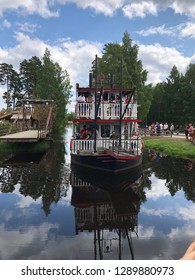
xmin=70 ymin=167 xmax=143 ymax=260
xmin=71 ymin=162 xmax=143 ymax=191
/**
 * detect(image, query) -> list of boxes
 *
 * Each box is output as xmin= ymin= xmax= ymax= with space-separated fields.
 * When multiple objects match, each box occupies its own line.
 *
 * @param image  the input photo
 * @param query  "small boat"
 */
xmin=71 ymin=55 xmax=143 ymax=174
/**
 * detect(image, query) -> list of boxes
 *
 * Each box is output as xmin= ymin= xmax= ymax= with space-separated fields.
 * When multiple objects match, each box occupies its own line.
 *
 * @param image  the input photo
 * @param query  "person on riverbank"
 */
xmin=184 ymin=124 xmax=189 ymax=139
xmin=170 ymin=123 xmax=174 ymax=137
xmin=188 ymin=123 xmax=194 ymax=141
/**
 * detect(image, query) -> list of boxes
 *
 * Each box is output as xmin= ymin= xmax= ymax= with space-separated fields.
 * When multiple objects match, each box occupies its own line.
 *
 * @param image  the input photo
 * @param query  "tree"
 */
xmin=36 ymin=48 xmax=72 ymax=131
xmin=90 ymin=31 xmax=152 ymax=121
xmin=20 ymin=56 xmax=42 ymax=99
xmin=0 ymin=63 xmax=23 ymax=109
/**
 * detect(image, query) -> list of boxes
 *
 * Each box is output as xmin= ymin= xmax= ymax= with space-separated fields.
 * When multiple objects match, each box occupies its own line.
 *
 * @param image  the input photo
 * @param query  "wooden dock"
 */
xmin=0 ymin=99 xmax=54 ymax=143
xmin=0 ymin=130 xmax=50 ymax=142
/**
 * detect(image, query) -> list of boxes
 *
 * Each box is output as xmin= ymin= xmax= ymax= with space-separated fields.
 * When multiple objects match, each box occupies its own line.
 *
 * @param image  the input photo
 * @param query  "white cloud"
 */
xmin=143 ymin=174 xmax=170 ymax=200
xmin=122 ymin=0 xmax=195 ymax=19
xmin=139 ymin=43 xmax=191 ymax=84
xmin=0 ymin=19 xmax=11 ymax=29
xmin=171 ymin=0 xmax=195 ymax=18
xmin=0 ymin=30 xmax=193 ymax=110
xmin=0 ymin=32 xmax=102 ymax=110
xmin=137 ymin=22 xmax=195 ymax=40
xmin=137 ymin=24 xmax=181 ymax=37
xmin=0 ymin=0 xmax=195 ymax=19
xmin=180 ymin=22 xmax=195 ymax=39
xmin=123 ymin=1 xmax=157 ymax=19
xmin=0 ymin=0 xmax=59 ymax=18
xmin=0 ymin=222 xmax=59 ymax=259
xmin=16 ymin=22 xmax=39 ymax=33
xmin=178 ymin=204 xmax=195 ymax=221
xmin=69 ymin=0 xmax=125 ymax=16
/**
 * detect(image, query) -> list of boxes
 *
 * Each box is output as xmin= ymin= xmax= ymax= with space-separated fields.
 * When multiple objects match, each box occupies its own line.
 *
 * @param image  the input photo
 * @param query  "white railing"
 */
xmin=75 ymin=102 xmax=137 ymax=120
xmin=71 ymin=138 xmax=142 ymax=156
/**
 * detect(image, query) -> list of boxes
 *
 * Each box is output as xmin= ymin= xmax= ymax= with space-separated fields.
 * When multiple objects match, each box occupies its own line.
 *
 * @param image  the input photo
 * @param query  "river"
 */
xmin=0 ymin=126 xmax=194 ymax=260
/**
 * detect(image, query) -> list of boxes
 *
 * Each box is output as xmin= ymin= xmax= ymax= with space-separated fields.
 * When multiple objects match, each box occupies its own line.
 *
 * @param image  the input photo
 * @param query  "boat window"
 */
xmin=114 ymin=125 xmax=120 ymax=135
xmin=101 ymin=125 xmax=110 ymax=137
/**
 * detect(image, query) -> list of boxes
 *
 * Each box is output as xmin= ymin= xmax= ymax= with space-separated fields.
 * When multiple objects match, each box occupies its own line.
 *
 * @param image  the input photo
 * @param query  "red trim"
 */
xmin=77 ymin=87 xmax=134 ymax=93
xmin=102 ymin=160 xmax=127 ymax=163
xmin=73 ymin=118 xmax=142 ymax=123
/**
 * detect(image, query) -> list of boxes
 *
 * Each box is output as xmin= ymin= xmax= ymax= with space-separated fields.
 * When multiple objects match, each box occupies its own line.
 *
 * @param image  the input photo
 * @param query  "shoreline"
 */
xmin=143 ymin=135 xmax=195 ymax=161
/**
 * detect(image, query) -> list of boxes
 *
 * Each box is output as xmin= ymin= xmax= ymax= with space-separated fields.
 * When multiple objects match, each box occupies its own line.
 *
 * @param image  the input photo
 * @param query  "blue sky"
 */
xmin=1 ymin=0 xmax=195 ymax=111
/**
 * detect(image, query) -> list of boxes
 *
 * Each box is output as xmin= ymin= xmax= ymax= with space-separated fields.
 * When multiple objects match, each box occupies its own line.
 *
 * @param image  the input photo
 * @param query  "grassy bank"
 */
xmin=143 ymin=136 xmax=195 ymax=161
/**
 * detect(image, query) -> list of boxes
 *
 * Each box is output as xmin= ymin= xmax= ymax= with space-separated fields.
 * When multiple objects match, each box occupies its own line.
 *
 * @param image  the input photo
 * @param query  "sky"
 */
xmin=1 ymin=0 xmax=195 ymax=112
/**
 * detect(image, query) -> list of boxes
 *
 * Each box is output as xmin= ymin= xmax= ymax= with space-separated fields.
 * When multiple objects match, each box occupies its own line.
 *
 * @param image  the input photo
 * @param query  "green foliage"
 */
xmin=0 ymin=63 xmax=23 ymax=109
xmin=0 ymin=48 xmax=72 ymax=132
xmin=66 ymin=112 xmax=75 ymax=122
xmin=147 ymin=63 xmax=195 ymax=126
xmin=90 ymin=31 xmax=152 ymax=121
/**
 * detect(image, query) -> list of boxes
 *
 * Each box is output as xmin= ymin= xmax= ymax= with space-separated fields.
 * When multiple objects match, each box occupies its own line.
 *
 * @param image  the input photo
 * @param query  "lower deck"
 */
xmin=71 ymin=138 xmax=143 ymax=157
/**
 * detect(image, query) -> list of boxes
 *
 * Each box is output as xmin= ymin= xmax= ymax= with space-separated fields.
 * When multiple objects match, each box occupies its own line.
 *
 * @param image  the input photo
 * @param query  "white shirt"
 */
xmin=78 ymin=95 xmax=86 ymax=102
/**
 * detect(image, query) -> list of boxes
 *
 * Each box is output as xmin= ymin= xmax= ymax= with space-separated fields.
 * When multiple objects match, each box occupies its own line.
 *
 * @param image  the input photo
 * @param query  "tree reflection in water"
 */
xmin=143 ymin=149 xmax=195 ymax=202
xmin=0 ymin=142 xmax=70 ymax=216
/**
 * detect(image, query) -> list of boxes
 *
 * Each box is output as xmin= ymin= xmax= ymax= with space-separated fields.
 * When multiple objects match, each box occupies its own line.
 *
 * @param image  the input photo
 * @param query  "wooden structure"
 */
xmin=0 ymin=99 xmax=54 ymax=142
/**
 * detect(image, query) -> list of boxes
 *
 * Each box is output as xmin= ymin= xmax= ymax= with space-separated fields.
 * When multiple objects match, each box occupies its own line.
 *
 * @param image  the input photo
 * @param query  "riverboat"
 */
xmin=70 ymin=56 xmax=143 ymax=174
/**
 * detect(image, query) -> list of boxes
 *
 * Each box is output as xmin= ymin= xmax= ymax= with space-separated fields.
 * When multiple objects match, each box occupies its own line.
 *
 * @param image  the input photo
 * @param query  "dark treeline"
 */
xmin=147 ymin=64 xmax=195 ymax=127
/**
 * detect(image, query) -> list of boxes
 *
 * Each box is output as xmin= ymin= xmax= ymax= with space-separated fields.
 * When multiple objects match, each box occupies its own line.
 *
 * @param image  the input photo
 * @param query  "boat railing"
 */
xmin=71 ymin=138 xmax=143 ymax=156
xmin=75 ymin=102 xmax=137 ymax=120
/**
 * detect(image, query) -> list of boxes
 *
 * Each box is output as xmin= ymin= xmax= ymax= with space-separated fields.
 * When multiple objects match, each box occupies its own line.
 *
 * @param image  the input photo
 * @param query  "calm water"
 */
xmin=0 ymin=126 xmax=195 ymax=260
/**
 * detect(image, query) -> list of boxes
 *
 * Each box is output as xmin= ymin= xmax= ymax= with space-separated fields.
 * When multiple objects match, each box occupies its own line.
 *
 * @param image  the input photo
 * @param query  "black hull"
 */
xmin=71 ymin=158 xmax=143 ymax=191
xmin=71 ymin=153 xmax=142 ymax=173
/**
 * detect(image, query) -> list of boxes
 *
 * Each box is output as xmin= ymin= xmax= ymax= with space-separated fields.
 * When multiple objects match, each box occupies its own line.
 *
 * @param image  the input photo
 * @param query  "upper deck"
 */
xmin=75 ymin=85 xmax=138 ymax=120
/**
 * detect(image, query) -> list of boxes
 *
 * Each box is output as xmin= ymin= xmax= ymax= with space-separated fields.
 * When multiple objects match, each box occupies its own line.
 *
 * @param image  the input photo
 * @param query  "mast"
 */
xmin=119 ymin=56 xmax=123 ymax=147
xmin=94 ymin=54 xmax=98 ymax=152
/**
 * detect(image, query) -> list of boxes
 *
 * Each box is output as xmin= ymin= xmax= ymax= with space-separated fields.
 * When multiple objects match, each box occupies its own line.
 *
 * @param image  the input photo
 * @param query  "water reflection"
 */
xmin=143 ymin=150 xmax=195 ymax=202
xmin=0 ymin=127 xmax=194 ymax=259
xmin=71 ymin=170 xmax=144 ymax=259
xmin=0 ymin=143 xmax=70 ymax=216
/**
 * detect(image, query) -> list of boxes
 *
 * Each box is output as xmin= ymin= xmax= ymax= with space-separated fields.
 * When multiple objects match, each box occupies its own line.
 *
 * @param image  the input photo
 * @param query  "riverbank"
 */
xmin=0 ymin=141 xmax=51 ymax=155
xmin=143 ymin=135 xmax=195 ymax=161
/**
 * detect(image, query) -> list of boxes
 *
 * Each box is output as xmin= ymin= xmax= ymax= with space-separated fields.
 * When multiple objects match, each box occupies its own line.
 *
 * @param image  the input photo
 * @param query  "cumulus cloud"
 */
xmin=122 ymin=1 xmax=157 ymax=19
xmin=0 ymin=32 xmax=102 ymax=110
xmin=0 ymin=0 xmax=195 ymax=19
xmin=122 ymin=1 xmax=195 ymax=19
xmin=0 ymin=0 xmax=59 ymax=18
xmin=180 ymin=22 xmax=195 ymax=39
xmin=139 ymin=43 xmax=191 ymax=84
xmin=68 ymin=0 xmax=125 ymax=16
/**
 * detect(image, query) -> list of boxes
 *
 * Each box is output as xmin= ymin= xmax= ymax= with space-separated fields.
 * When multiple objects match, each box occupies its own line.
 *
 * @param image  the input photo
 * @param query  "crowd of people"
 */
xmin=148 ymin=122 xmax=174 ymax=136
xmin=147 ymin=122 xmax=195 ymax=140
